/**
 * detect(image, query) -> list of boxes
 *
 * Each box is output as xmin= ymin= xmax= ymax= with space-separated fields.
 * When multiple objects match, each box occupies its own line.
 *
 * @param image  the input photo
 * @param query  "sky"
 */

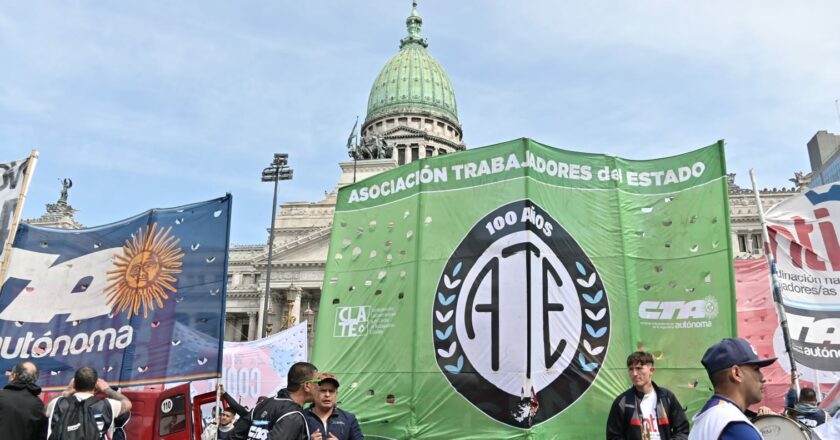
xmin=2 ymin=1 xmax=839 ymax=244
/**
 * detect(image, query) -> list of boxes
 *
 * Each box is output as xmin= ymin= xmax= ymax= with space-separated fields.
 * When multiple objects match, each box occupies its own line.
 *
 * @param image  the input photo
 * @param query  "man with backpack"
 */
xmin=46 ymin=367 xmax=133 ymax=440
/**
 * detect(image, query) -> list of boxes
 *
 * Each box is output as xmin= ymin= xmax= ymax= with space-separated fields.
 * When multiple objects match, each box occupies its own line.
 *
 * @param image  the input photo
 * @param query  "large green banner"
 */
xmin=312 ymin=138 xmax=736 ymax=439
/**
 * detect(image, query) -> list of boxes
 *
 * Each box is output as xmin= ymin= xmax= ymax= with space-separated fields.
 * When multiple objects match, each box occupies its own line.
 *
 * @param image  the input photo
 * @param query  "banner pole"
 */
xmin=0 ymin=149 xmax=39 ymax=285
xmin=214 ymin=377 xmax=222 ymax=440
xmin=749 ymin=169 xmax=800 ymax=394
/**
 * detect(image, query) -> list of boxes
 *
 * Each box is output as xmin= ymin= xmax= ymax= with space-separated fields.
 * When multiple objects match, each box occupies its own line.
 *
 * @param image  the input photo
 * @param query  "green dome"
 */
xmin=365 ymin=2 xmax=459 ymax=125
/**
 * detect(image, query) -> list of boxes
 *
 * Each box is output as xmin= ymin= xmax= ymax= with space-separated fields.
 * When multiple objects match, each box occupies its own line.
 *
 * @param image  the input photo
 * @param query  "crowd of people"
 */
xmin=0 ymin=361 xmax=363 ymax=440
xmin=607 ymin=337 xmax=836 ymax=440
xmin=0 ymin=340 xmax=836 ymax=439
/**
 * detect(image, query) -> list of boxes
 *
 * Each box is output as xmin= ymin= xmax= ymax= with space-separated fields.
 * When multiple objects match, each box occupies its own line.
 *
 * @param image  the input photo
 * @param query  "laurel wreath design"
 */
xmin=576 ymin=261 xmax=607 ymax=372
xmin=435 ymin=261 xmax=464 ymax=373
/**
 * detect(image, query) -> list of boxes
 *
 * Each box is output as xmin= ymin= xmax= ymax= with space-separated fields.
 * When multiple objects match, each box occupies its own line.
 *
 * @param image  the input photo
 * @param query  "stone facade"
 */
xmin=727 ymin=174 xmax=803 ymax=260
xmin=225 ymin=160 xmax=396 ymax=348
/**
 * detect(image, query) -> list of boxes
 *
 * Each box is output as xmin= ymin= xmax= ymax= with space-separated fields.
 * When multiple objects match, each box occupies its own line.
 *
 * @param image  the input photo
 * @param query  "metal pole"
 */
xmin=749 ymin=169 xmax=800 ymax=394
xmin=260 ymin=171 xmax=280 ymax=339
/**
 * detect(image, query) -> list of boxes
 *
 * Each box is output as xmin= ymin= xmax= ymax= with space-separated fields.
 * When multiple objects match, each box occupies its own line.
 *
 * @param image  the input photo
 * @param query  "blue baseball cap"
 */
xmin=701 ymin=337 xmax=777 ymax=374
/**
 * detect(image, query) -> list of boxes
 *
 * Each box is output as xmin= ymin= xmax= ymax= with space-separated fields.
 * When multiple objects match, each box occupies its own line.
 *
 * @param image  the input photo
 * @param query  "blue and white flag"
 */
xmin=0 ymin=195 xmax=231 ymax=390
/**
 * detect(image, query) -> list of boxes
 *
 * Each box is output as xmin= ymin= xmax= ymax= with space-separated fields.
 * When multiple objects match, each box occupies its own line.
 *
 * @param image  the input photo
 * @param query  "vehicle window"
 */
xmin=159 ymin=394 xmax=187 ymax=437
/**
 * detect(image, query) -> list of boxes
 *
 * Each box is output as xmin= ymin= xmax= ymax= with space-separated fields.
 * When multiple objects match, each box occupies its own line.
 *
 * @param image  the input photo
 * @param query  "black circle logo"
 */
xmin=432 ymin=200 xmax=610 ymax=428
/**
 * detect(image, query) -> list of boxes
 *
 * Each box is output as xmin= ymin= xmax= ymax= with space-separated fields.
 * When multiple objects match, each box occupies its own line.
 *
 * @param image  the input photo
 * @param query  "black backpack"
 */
xmin=49 ymin=396 xmax=113 ymax=440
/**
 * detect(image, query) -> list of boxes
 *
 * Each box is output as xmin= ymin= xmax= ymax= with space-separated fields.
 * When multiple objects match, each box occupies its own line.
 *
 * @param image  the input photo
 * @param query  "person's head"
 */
xmin=73 ymin=367 xmax=98 ymax=392
xmin=219 ymin=408 xmax=235 ymax=426
xmin=702 ymin=338 xmax=776 ymax=408
xmin=799 ymin=387 xmax=819 ymax=404
xmin=286 ymin=362 xmax=318 ymax=404
xmin=626 ymin=351 xmax=656 ymax=392
xmin=313 ymin=373 xmax=340 ymax=412
xmin=9 ymin=361 xmax=39 ymax=385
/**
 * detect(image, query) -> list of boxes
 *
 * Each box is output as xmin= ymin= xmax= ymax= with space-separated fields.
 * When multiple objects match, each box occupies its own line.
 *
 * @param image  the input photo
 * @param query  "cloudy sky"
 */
xmin=2 ymin=1 xmax=839 ymax=244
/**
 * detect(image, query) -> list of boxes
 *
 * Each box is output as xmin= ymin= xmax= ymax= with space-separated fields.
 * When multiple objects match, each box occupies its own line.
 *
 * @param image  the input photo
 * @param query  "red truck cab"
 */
xmin=42 ymin=383 xmax=230 ymax=439
xmin=121 ymin=383 xmax=226 ymax=440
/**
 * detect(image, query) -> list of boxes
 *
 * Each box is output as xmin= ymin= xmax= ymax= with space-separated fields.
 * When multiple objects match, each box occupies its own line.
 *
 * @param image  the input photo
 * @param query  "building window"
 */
xmin=751 ymin=235 xmax=762 ymax=253
xmin=738 ymin=234 xmax=747 ymax=253
xmin=398 ymin=147 xmax=406 ymax=165
xmin=426 ymin=146 xmax=434 ymax=157
xmin=159 ymin=394 xmax=187 ymax=436
xmin=240 ymin=323 xmax=250 ymax=342
xmin=411 ymin=145 xmax=419 ymax=162
xmin=439 ymin=148 xmax=447 ymax=155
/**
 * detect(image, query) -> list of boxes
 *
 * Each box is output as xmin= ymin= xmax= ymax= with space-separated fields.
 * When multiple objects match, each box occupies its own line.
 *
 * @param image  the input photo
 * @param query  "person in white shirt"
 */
xmin=202 ymin=408 xmax=237 ymax=440
xmin=606 ymin=351 xmax=690 ymax=440
xmin=46 ymin=367 xmax=132 ymax=439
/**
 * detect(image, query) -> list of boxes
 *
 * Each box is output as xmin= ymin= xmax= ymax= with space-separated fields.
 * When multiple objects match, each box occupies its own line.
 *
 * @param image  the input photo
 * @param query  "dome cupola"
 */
xmin=359 ymin=1 xmax=465 ymax=166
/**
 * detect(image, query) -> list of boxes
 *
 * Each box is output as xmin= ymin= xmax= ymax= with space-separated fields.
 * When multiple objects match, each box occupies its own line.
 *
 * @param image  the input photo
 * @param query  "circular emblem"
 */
xmin=703 ymin=296 xmax=719 ymax=320
xmin=105 ymin=223 xmax=184 ymax=319
xmin=161 ymin=398 xmax=174 ymax=414
xmin=432 ymin=200 xmax=610 ymax=428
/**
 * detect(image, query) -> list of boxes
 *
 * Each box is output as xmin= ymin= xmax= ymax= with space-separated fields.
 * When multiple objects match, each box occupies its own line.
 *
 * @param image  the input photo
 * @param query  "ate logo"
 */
xmin=433 ymin=200 xmax=610 ymax=428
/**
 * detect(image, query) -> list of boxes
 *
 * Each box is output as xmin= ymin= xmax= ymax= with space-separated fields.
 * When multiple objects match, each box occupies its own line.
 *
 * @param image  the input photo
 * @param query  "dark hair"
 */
xmin=222 ymin=408 xmax=236 ymax=416
xmin=12 ymin=361 xmax=38 ymax=385
xmin=626 ymin=351 xmax=654 ymax=367
xmin=709 ymin=368 xmax=731 ymax=388
xmin=286 ymin=362 xmax=317 ymax=392
xmin=74 ymin=367 xmax=98 ymax=391
xmin=800 ymin=387 xmax=818 ymax=403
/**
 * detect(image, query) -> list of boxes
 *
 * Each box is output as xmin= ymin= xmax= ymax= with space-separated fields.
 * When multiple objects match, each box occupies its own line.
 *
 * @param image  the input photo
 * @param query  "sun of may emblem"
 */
xmin=105 ymin=223 xmax=184 ymax=318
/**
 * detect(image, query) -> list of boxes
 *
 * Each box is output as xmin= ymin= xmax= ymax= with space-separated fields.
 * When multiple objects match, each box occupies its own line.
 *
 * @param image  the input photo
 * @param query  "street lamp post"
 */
xmin=258 ymin=153 xmax=293 ymax=339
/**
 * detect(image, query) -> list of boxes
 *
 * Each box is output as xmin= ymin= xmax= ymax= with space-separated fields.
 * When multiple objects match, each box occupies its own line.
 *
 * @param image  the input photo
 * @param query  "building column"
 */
xmin=247 ymin=312 xmax=258 ymax=340
xmin=284 ymin=284 xmax=303 ymax=329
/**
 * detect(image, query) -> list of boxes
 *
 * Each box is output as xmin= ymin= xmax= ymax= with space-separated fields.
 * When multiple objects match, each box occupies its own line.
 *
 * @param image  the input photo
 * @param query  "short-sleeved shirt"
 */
xmin=46 ymin=392 xmax=123 ymax=438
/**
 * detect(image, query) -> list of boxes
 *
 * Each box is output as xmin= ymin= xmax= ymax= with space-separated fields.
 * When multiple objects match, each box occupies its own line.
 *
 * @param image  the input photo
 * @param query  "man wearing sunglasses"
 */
xmin=689 ymin=338 xmax=776 ymax=440
xmin=242 ymin=362 xmax=318 ymax=440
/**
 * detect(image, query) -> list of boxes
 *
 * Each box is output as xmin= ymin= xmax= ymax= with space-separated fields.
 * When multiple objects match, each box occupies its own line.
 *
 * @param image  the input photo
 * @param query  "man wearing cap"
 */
xmin=304 ymin=373 xmax=363 ymax=440
xmin=689 ymin=338 xmax=776 ymax=440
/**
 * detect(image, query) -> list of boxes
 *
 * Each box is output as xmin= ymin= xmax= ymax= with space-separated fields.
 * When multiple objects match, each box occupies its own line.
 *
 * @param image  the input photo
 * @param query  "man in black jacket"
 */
xmin=242 ymin=362 xmax=318 ymax=440
xmin=0 ymin=361 xmax=48 ymax=440
xmin=606 ymin=351 xmax=689 ymax=440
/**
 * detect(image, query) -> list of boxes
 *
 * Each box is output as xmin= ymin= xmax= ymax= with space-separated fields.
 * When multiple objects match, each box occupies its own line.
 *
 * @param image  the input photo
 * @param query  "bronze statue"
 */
xmin=58 ymin=178 xmax=72 ymax=204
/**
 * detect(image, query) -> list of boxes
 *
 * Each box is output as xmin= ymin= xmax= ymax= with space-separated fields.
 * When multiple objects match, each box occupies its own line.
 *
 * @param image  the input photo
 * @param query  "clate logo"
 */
xmin=334 ymin=306 xmax=369 ymax=338
xmin=432 ymin=200 xmax=609 ymax=428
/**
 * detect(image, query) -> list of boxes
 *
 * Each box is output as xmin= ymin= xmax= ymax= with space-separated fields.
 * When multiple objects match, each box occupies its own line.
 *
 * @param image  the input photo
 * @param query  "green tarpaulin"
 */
xmin=313 ymin=138 xmax=736 ymax=439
